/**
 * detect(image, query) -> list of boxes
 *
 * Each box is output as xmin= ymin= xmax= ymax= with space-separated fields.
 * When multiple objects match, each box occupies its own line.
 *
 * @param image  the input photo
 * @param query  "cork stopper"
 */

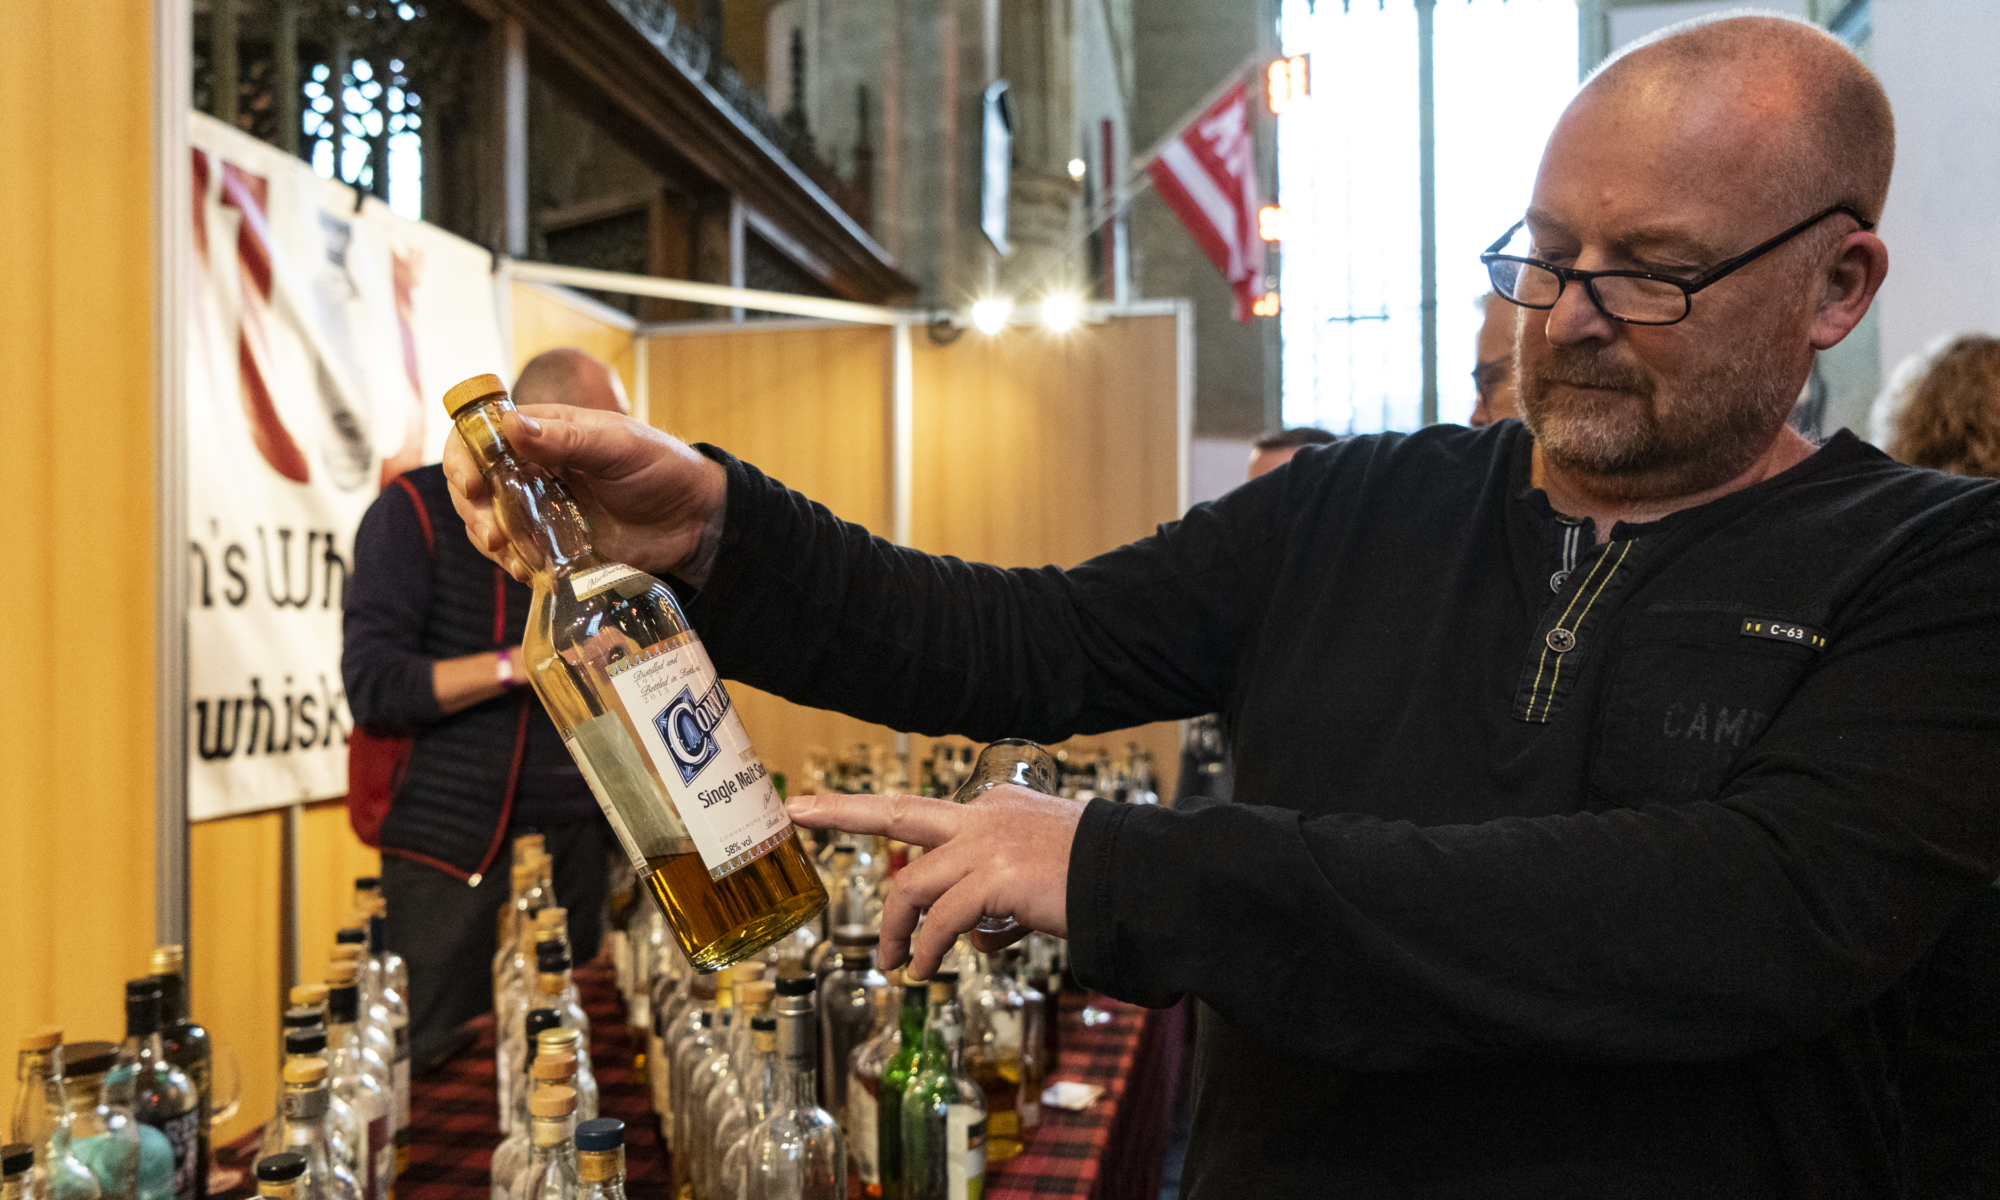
xmin=728 ymin=962 xmax=769 ymax=985
xmin=536 ymin=908 xmax=568 ymax=930
xmin=443 ymin=374 xmax=509 ymax=416
xmin=529 ymin=1086 xmax=578 ymax=1118
xmin=150 ymin=945 xmax=186 ymax=976
xmin=928 ymin=980 xmax=954 ymax=1003
xmin=18 ymin=1027 xmax=61 ymax=1052
xmin=290 ymin=984 xmax=329 ymax=1007
xmin=530 ymin=1051 xmax=578 ymax=1082
xmin=283 ymin=1058 xmax=328 ymax=1084
xmin=738 ymin=980 xmax=775 ymax=1011
xmin=329 ymin=945 xmax=364 ymax=963
xmin=515 ymin=833 xmax=546 ymax=855
xmin=753 ymin=1027 xmax=777 ymax=1054
xmin=511 ymin=862 xmax=534 ymax=887
xmin=326 ymin=962 xmax=359 ymax=986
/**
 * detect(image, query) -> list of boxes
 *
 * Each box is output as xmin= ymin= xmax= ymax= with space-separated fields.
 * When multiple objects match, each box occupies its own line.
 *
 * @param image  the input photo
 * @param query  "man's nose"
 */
xmin=1543 ymin=278 xmax=1619 ymax=347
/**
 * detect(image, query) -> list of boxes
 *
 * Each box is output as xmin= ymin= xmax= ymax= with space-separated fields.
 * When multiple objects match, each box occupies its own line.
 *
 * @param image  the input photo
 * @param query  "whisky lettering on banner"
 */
xmin=442 ymin=374 xmax=826 ymax=972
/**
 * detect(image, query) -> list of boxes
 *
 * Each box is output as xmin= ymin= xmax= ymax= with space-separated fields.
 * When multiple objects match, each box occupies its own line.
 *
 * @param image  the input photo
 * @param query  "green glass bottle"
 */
xmin=897 ymin=976 xmax=984 ymax=1200
xmin=871 ymin=980 xmax=930 ymax=1200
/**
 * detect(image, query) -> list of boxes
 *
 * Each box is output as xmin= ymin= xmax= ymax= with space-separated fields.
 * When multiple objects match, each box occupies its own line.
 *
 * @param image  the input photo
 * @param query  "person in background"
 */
xmin=1178 ymin=426 xmax=1345 ymax=810
xmin=1875 ymin=330 xmax=2000 ymax=1200
xmin=343 ymin=347 xmax=628 ymax=1066
xmin=1470 ymin=291 xmax=1523 ymax=427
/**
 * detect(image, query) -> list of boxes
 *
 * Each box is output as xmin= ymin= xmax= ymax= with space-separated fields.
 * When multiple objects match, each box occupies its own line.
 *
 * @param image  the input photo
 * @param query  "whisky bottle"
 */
xmin=443 ymin=373 xmax=827 ymax=971
xmin=571 ymin=1120 xmax=625 ymax=1200
xmin=491 ymin=1025 xmax=573 ymax=1200
xmin=508 ymin=1088 xmax=577 ymax=1200
xmin=817 ymin=928 xmax=887 ymax=1118
xmin=69 ymin=1040 xmax=168 ymax=1200
xmin=324 ymin=984 xmax=389 ymax=1200
xmin=960 ymin=954 xmax=1040 ymax=1164
xmin=898 ymin=977 xmax=984 ymax=1200
xmin=120 ymin=984 xmax=199 ymax=1200
xmin=146 ymin=949 xmax=210 ymax=1191
xmin=11 ymin=1030 xmax=102 ymax=1200
xmin=740 ymin=981 xmax=845 ymax=1200
xmin=856 ymin=976 xmax=929 ymax=1200
xmin=265 ymin=1061 xmax=359 ymax=1200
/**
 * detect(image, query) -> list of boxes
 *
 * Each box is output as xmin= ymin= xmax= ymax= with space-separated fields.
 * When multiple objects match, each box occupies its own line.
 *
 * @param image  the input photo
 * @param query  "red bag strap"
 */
xmin=389 ymin=473 xmax=436 ymax=556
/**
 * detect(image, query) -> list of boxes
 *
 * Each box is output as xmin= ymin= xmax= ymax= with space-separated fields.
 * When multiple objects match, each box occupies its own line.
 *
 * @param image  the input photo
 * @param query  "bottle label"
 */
xmin=571 ymin=562 xmax=651 ymax=602
xmin=946 ymin=1105 xmax=985 ymax=1200
xmin=604 ymin=638 xmax=794 ymax=879
xmin=155 ymin=1108 xmax=200 ymax=1200
xmin=848 ymin=1082 xmax=879 ymax=1184
xmin=987 ymin=1010 xmax=1022 ymax=1052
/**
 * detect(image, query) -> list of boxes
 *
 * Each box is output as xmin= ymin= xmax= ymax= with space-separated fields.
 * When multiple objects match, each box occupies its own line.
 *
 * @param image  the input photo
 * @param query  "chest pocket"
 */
xmin=1589 ymin=607 xmax=1820 ymax=806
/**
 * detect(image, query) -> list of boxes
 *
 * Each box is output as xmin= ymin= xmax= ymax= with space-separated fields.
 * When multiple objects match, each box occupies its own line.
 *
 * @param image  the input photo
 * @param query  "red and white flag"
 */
xmin=1146 ymin=83 xmax=1263 ymax=321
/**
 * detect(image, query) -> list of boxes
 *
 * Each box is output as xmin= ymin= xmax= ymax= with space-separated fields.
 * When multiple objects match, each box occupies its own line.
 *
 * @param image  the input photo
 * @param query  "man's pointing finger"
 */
xmin=785 ymin=792 xmax=964 ymax=848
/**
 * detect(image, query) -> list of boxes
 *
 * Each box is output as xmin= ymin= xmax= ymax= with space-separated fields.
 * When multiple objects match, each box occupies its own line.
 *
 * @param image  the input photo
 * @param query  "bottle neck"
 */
xmin=577 ymin=1148 xmax=623 ymax=1187
xmin=775 ymin=1008 xmax=817 ymax=1114
xmin=923 ymin=997 xmax=962 ymax=1071
xmin=63 ymin=1072 xmax=107 ymax=1117
xmin=528 ymin=1115 xmax=577 ymax=1157
xmin=154 ymin=974 xmax=188 ymax=1025
xmin=451 ymin=397 xmax=597 ymax=578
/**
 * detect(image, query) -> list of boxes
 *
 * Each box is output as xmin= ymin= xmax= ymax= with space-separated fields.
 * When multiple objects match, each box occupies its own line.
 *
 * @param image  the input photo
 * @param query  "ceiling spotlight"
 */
xmin=1067 ymin=157 xmax=1087 ymax=181
xmin=1041 ymin=294 xmax=1082 ymax=333
xmin=970 ymin=297 xmax=1014 ymax=334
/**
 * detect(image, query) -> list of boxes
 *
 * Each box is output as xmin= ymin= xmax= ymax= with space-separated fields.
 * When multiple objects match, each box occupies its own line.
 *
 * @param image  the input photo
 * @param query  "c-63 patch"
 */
xmin=1740 ymin=617 xmax=1827 ymax=650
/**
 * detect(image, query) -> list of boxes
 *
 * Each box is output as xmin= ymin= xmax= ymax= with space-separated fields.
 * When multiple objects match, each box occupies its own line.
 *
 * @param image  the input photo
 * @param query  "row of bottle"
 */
xmin=9 ymin=948 xmax=210 ymax=1200
xmin=488 ymin=837 xmax=599 ymax=1139
xmin=263 ymin=876 xmax=411 ymax=1200
xmin=803 ymin=741 xmax=1160 ymax=808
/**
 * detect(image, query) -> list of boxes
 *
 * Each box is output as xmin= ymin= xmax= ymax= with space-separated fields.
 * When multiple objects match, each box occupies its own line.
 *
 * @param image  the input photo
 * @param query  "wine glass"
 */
xmin=203 ymin=1040 xmax=244 ymax=1195
xmin=949 ymin=739 xmax=1064 ymax=935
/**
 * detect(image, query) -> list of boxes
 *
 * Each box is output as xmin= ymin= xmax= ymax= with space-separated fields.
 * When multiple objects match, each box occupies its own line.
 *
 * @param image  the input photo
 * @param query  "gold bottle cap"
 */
xmin=512 ymin=862 xmax=535 ymax=887
xmin=150 ymin=945 xmax=186 ymax=976
xmin=282 ymin=1058 xmax=328 ymax=1084
xmin=753 ymin=1028 xmax=777 ymax=1054
xmin=530 ymin=1051 xmax=577 ymax=1081
xmin=290 ymin=984 xmax=329 ymax=1007
xmin=738 ymin=980 xmax=775 ymax=1010
xmin=537 ymin=1027 xmax=581 ymax=1052
xmin=326 ymin=962 xmax=359 ymax=985
xmin=443 ymin=374 xmax=509 ymax=417
xmin=537 ymin=973 xmax=564 ymax=994
xmin=928 ymin=980 xmax=954 ymax=1003
xmin=330 ymin=944 xmax=364 ymax=963
xmin=528 ymin=1086 xmax=578 ymax=1118
xmin=18 ymin=1027 xmax=61 ymax=1052
xmin=516 ymin=833 xmax=546 ymax=853
xmin=535 ymin=907 xmax=568 ymax=929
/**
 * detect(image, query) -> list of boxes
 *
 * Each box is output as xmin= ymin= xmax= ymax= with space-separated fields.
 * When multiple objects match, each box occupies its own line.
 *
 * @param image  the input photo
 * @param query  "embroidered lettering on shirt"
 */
xmin=1739 ymin=617 xmax=1827 ymax=650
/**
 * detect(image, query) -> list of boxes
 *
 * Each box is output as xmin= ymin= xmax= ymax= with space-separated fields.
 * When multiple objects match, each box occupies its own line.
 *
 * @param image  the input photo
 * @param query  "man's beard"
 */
xmin=1519 ymin=330 xmax=1800 ymax=502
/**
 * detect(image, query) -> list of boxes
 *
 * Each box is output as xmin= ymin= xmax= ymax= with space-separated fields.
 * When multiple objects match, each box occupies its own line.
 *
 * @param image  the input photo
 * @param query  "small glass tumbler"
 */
xmin=952 ymin=739 xmax=1063 ymax=934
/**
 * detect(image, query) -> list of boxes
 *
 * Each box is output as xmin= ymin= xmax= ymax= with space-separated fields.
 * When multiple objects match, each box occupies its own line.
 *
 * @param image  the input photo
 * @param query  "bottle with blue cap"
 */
xmin=572 ymin=1120 xmax=624 ymax=1200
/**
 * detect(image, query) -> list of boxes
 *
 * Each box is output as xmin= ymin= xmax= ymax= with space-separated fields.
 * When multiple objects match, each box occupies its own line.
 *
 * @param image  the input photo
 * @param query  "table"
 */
xmin=218 ymin=962 xmax=1181 ymax=1200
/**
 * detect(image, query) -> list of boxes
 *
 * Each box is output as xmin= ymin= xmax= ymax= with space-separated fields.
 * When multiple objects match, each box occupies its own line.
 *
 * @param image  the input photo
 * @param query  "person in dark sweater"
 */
xmin=442 ymin=17 xmax=2000 ymax=1198
xmin=344 ymin=348 xmax=629 ymax=1065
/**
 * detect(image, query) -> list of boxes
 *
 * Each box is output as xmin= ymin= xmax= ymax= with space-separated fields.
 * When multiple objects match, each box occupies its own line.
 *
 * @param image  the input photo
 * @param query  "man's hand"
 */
xmin=443 ymin=404 xmax=729 ymax=587
xmin=787 ymin=786 xmax=1084 ymax=979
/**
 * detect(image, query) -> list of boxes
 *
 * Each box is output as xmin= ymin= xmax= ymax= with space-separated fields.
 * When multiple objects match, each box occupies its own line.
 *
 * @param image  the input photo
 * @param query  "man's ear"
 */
xmin=1811 ymin=231 xmax=1888 ymax=352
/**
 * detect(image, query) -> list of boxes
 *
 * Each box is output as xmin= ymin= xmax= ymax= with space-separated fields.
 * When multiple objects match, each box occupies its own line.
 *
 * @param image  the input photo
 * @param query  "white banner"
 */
xmin=186 ymin=112 xmax=508 ymax=821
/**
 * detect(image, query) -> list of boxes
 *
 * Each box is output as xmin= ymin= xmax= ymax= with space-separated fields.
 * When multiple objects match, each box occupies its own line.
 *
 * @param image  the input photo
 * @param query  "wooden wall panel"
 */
xmin=189 ymin=812 xmax=283 ymax=1146
xmin=297 ymin=802 xmax=384 ymax=973
xmin=0 ymin=0 xmax=160 ymax=1125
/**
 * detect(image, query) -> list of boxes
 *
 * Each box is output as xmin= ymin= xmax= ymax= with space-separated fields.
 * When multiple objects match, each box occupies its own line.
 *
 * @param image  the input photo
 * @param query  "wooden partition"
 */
xmin=642 ymin=311 xmax=1189 ymax=782
xmin=0 ymin=0 xmax=163 ymax=1127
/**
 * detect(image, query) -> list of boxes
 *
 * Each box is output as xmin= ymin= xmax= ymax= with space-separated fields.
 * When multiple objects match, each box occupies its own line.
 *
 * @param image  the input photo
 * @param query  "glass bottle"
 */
xmin=145 ymin=949 xmax=210 ymax=1194
xmin=443 ymin=373 xmax=827 ymax=971
xmin=571 ymin=1120 xmax=623 ymax=1200
xmin=657 ymin=973 xmax=712 ymax=1158
xmin=11 ymin=1030 xmax=101 ymax=1200
xmin=253 ymin=1152 xmax=306 ymax=1200
xmin=119 ymin=984 xmax=199 ymax=1200
xmin=325 ymin=983 xmax=390 ymax=1200
xmin=861 ymin=978 xmax=928 ymax=1200
xmin=497 ymin=914 xmax=564 ymax=1133
xmin=715 ymin=1013 xmax=780 ymax=1198
xmin=509 ymin=1087 xmax=577 ymax=1200
xmin=492 ymin=856 xmax=542 ymax=1018
xmin=843 ymin=973 xmax=904 ymax=1199
xmin=898 ymin=978 xmax=983 ymax=1200
xmin=816 ymin=929 xmax=886 ymax=1119
xmin=740 ymin=978 xmax=845 ymax=1200
xmin=491 ymin=1032 xmax=574 ymax=1200
xmin=265 ymin=1061 xmax=359 ymax=1200
xmin=526 ymin=944 xmax=597 ymax=1121
xmin=362 ymin=914 xmax=410 ymax=1180
xmin=4 ymin=1144 xmax=33 ymax=1200
xmin=960 ymin=955 xmax=1039 ymax=1163
xmin=74 ymin=1041 xmax=170 ymax=1200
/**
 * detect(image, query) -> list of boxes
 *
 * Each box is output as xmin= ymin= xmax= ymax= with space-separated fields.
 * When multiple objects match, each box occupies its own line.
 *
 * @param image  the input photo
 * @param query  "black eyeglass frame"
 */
xmin=1480 ymin=204 xmax=1876 ymax=327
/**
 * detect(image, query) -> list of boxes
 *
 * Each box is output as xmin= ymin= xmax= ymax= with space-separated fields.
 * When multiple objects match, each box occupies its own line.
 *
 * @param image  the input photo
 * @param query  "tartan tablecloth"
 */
xmin=219 ymin=962 xmax=1178 ymax=1200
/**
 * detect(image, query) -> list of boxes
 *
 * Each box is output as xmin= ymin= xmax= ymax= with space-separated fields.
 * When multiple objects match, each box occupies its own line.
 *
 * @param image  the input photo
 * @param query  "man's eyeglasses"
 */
xmin=1481 ymin=204 xmax=1874 ymax=327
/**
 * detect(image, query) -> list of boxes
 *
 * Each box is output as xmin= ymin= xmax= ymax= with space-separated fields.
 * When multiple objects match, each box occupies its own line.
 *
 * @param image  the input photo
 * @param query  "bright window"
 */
xmin=1279 ymin=0 xmax=1579 ymax=431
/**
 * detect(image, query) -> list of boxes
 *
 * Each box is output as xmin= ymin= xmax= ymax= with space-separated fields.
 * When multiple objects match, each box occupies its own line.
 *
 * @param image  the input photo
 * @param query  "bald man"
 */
xmin=445 ymin=18 xmax=2000 ymax=1196
xmin=345 ymin=348 xmax=629 ymax=1066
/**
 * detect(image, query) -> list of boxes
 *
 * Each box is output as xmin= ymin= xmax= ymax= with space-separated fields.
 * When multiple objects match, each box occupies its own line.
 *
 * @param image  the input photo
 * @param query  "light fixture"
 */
xmin=1041 ymin=294 xmax=1082 ymax=333
xmin=1252 ymin=291 xmax=1281 ymax=318
xmin=1067 ymin=157 xmax=1087 ymax=181
xmin=1267 ymin=55 xmax=1310 ymax=114
xmin=1258 ymin=205 xmax=1286 ymax=243
xmin=970 ymin=297 xmax=1014 ymax=334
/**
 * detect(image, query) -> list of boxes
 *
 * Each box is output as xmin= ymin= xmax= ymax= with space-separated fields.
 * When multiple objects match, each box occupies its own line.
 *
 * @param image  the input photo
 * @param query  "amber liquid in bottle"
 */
xmin=446 ymin=374 xmax=825 ymax=971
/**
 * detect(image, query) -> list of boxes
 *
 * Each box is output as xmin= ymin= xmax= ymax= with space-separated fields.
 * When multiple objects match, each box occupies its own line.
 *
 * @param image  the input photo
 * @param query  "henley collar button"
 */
xmin=1550 ymin=570 xmax=1571 ymax=592
xmin=1546 ymin=628 xmax=1578 ymax=654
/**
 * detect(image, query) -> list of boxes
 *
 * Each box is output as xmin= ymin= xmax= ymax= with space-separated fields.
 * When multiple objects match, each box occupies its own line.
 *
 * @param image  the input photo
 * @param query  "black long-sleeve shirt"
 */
xmin=683 ymin=422 xmax=2000 ymax=1198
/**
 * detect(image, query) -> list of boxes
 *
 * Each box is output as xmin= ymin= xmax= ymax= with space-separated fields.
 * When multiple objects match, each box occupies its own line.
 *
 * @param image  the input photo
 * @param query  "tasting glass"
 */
xmin=951 ymin=739 xmax=1063 ymax=935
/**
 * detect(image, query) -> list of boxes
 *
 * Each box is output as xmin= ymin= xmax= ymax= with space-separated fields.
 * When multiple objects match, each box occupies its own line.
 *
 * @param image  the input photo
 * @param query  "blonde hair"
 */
xmin=1881 ymin=334 xmax=2000 ymax=478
